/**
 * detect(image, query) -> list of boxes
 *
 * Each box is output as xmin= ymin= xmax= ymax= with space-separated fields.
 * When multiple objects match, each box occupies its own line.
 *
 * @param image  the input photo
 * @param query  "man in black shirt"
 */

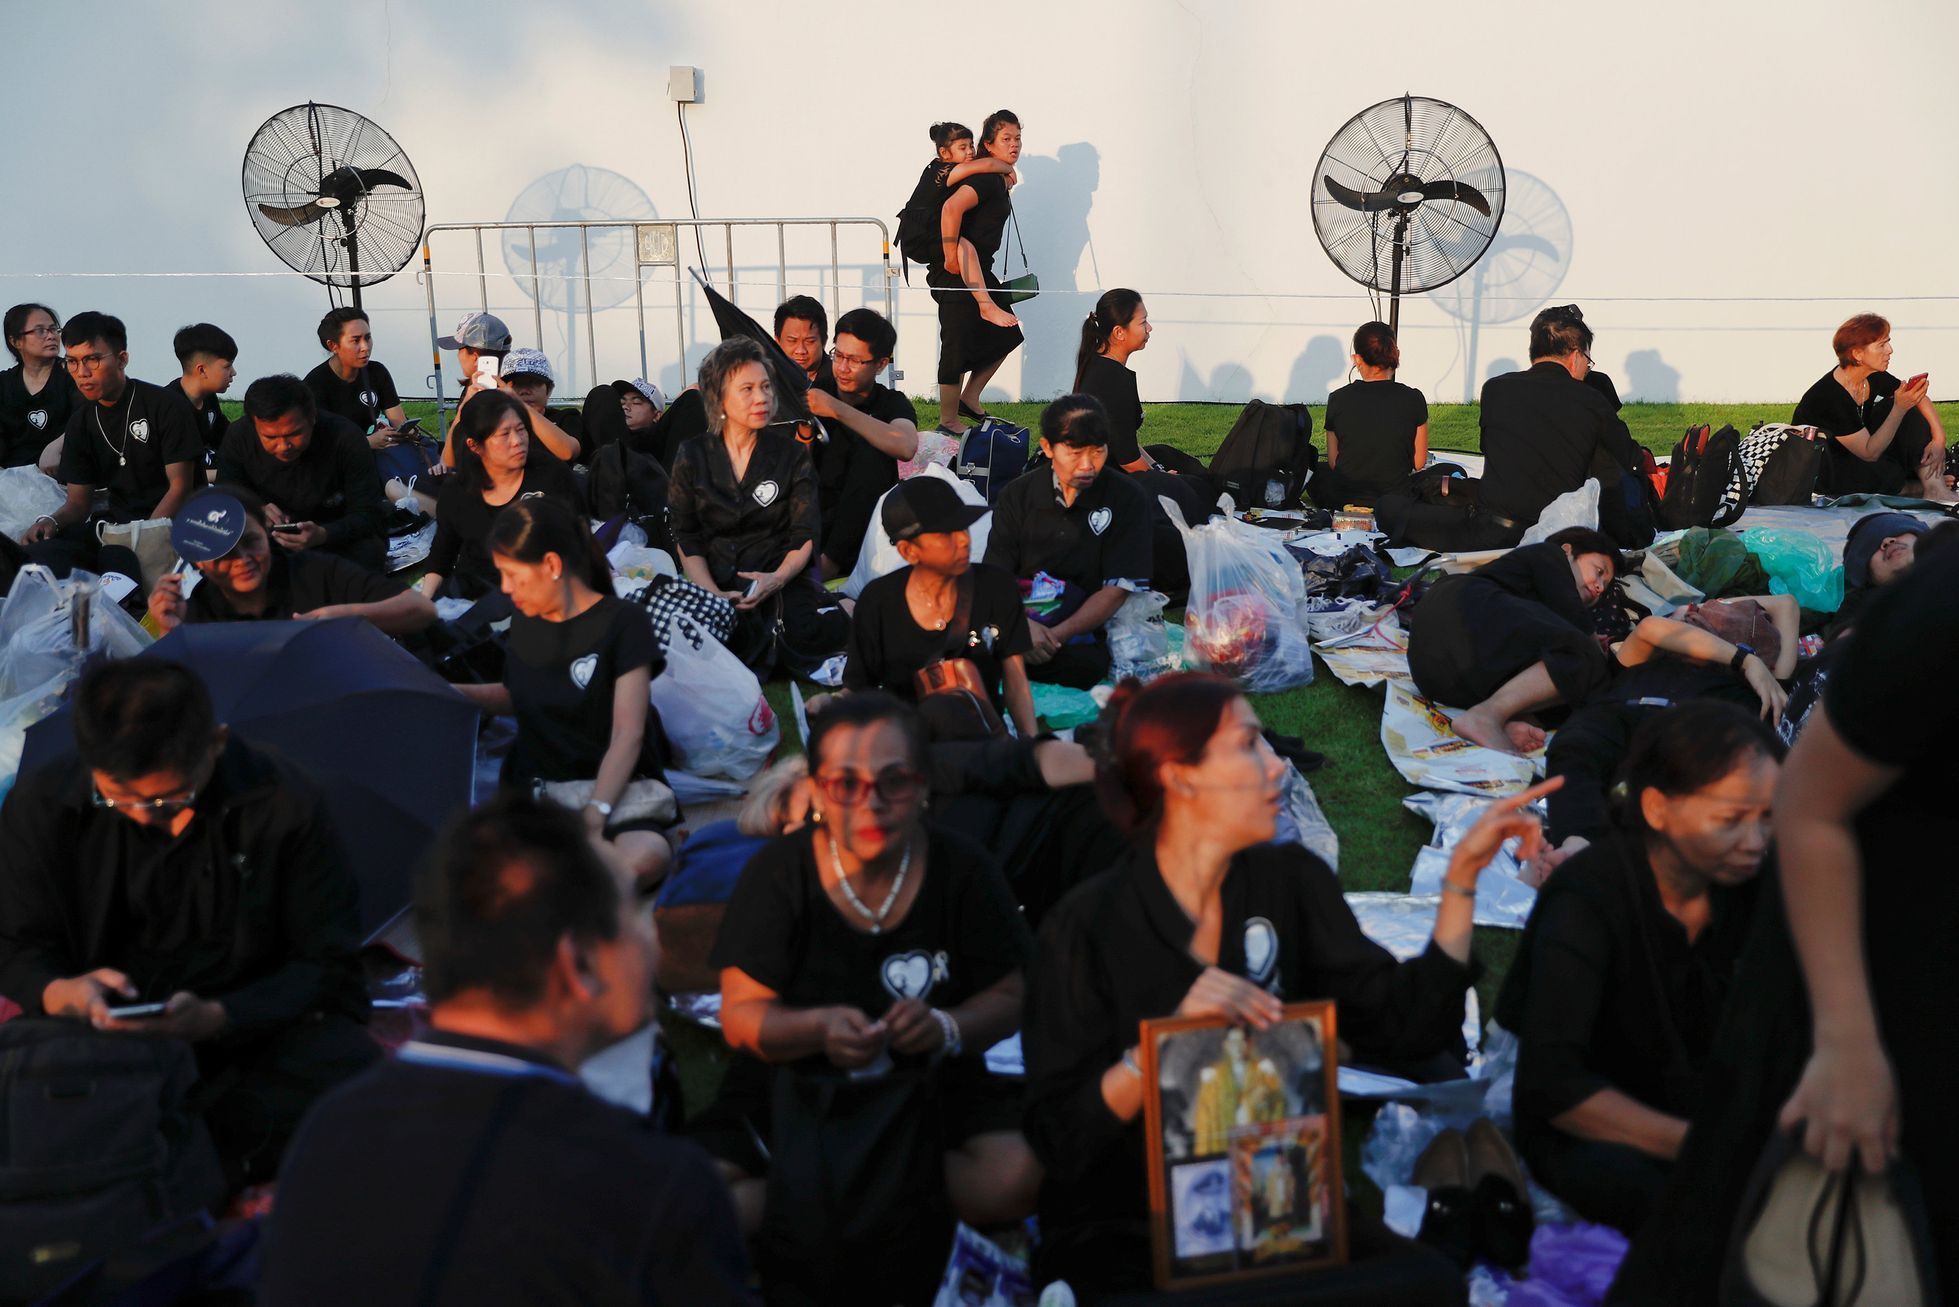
xmin=500 ymin=347 xmax=586 ymax=455
xmin=167 ymin=322 xmax=237 ymax=469
xmin=149 ymin=488 xmax=435 ymax=636
xmin=983 ymin=395 xmax=1153 ymax=687
xmin=260 ymin=794 xmax=753 ymax=1306
xmin=809 ymin=308 xmax=918 ymax=576
xmin=0 ymin=659 xmax=377 ymax=1186
xmin=21 ymin=312 xmax=202 ymax=580
xmin=304 ymin=307 xmax=408 ymax=446
xmin=773 ymin=294 xmax=833 ymax=388
xmin=215 ymin=373 xmax=391 ymax=570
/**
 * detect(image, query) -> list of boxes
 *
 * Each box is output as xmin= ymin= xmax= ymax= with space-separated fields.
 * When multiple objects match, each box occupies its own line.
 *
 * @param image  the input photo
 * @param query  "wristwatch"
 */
xmin=585 ymin=799 xmax=614 ymax=819
xmin=1729 ymin=643 xmax=1754 ymax=672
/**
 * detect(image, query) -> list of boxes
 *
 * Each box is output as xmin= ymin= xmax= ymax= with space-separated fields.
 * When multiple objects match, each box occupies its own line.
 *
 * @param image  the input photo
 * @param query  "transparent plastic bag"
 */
xmin=1107 ymin=589 xmax=1173 ymax=682
xmin=0 ymin=466 xmax=64 ymax=540
xmin=1162 ymin=496 xmax=1314 ymax=692
xmin=1740 ymin=527 xmax=1843 ymax=611
xmin=0 ymin=567 xmax=152 ymax=699
xmin=1520 ymin=479 xmax=1600 ymax=545
xmin=649 ymin=612 xmax=780 ymax=780
xmin=0 ymin=673 xmax=72 ymax=805
xmin=900 ymin=428 xmax=962 ymax=480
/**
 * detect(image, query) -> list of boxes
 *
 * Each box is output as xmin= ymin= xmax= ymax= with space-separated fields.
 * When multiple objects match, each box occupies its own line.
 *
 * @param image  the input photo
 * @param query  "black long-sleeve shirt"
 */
xmin=1023 ymin=844 xmax=1475 ymax=1241
xmin=1478 ymin=361 xmax=1640 ymax=526
xmin=215 ymin=412 xmax=389 ymax=552
xmin=0 ymin=739 xmax=368 ymax=1038
xmin=667 ymin=430 xmax=820 ymax=591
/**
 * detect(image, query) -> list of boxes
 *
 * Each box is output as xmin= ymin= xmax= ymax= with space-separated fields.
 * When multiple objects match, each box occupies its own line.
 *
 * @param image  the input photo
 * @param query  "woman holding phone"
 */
xmin=1792 ymin=313 xmax=1952 ymax=500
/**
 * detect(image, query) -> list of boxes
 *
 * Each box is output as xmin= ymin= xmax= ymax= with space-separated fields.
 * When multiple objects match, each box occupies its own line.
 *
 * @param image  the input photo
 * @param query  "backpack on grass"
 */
xmin=1208 ymin=400 xmax=1316 ymax=510
xmin=1659 ymin=423 xmax=1747 ymax=530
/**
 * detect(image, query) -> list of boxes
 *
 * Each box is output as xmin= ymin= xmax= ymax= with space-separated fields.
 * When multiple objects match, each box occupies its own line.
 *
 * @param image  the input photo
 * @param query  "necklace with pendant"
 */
xmin=93 ymin=396 xmax=131 ymax=467
xmin=828 ymin=829 xmax=912 ymax=934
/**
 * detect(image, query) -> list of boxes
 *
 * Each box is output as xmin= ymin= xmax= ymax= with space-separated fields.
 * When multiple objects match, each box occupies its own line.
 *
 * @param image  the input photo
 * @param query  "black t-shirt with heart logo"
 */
xmin=712 ymin=824 xmax=1032 ymax=1072
xmin=667 ymin=428 xmax=822 ymax=590
xmin=0 ymin=362 xmax=80 ymax=467
xmin=304 ymin=359 xmax=402 ymax=432
xmin=982 ymin=463 xmax=1154 ymax=597
xmin=502 ymin=595 xmax=670 ymax=785
xmin=426 ymin=450 xmax=582 ymax=598
xmin=56 ymin=377 xmax=204 ymax=521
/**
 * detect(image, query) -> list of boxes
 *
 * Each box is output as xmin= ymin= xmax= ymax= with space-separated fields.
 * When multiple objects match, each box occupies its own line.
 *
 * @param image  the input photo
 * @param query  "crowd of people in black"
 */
xmin=0 ymin=113 xmax=1953 ymax=1303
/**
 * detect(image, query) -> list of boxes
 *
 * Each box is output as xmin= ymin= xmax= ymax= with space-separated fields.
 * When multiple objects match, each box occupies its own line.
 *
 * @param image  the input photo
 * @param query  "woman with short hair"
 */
xmin=1792 ymin=312 xmax=1952 ymax=500
xmin=418 ymin=391 xmax=582 ymax=601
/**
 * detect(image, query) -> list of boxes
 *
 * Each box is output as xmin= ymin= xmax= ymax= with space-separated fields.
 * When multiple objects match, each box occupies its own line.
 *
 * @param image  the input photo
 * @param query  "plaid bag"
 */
xmin=632 ymin=573 xmax=735 ymax=655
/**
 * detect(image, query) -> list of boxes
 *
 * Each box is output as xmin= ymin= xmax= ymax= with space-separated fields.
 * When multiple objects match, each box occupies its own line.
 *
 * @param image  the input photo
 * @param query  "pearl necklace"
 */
xmin=828 ymin=829 xmax=913 ymax=934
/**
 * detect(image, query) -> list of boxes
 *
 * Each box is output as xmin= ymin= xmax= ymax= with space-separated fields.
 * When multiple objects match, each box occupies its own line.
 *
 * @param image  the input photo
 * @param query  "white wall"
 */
xmin=6 ymin=0 xmax=1957 ymax=408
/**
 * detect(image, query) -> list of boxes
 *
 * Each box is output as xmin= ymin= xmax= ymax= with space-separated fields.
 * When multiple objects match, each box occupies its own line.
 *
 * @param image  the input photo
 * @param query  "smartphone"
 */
xmin=1906 ymin=372 xmax=1929 ymax=389
xmin=269 ymin=523 xmax=305 ymax=536
xmin=474 ymin=358 xmax=501 ymax=389
xmin=106 ymin=1002 xmax=167 ymax=1020
xmin=744 ymin=579 xmax=763 ymax=600
xmin=393 ymin=417 xmax=424 ymax=437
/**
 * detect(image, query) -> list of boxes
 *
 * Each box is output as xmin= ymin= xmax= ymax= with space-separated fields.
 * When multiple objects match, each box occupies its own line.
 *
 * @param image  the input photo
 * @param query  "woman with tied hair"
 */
xmin=666 ymin=336 xmax=848 ymax=670
xmin=930 ymin=109 xmax=1026 ymax=435
xmin=1312 ymin=320 xmax=1430 ymax=508
xmin=1792 ymin=312 xmax=1952 ymax=501
xmin=1023 ymin=670 xmax=1554 ymax=1300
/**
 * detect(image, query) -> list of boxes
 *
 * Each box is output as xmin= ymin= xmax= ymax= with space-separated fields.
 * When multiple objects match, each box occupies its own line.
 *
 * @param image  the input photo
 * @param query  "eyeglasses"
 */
xmin=22 ymin=324 xmax=60 ymax=338
xmin=92 ymin=783 xmax=199 ymax=815
xmin=828 ymin=348 xmax=878 ymax=368
xmin=64 ymin=352 xmax=114 ymax=374
xmin=812 ymin=766 xmax=926 ymax=807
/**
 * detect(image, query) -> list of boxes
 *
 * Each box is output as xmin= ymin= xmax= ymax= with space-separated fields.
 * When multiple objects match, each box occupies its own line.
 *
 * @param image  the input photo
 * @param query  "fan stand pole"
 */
xmin=346 ymin=217 xmax=363 ymax=314
xmin=1387 ymin=211 xmax=1411 ymax=370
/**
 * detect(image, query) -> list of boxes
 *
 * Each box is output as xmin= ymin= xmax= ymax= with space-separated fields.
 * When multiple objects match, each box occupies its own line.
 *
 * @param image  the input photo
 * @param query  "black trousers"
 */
xmin=315 ymin=530 xmax=388 ymax=573
xmin=731 ymin=572 xmax=850 ymax=676
xmin=1545 ymin=701 xmax=1652 ymax=844
xmin=195 ymin=1013 xmax=380 ymax=1188
xmin=1027 ymin=635 xmax=1111 ymax=689
xmin=1520 ymin=1129 xmax=1671 ymax=1238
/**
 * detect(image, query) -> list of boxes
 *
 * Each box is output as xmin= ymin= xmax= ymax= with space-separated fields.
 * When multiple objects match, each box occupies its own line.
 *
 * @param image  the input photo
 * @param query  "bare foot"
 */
xmin=1505 ymin=720 xmax=1547 ymax=753
xmin=979 ymin=303 xmax=1020 ymax=329
xmin=1450 ymin=706 xmax=1521 ymax=755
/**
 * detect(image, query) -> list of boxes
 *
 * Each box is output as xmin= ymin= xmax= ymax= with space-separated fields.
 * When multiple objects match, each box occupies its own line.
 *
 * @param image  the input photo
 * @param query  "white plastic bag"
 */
xmin=0 ymin=566 xmax=152 ymax=699
xmin=0 ymin=673 xmax=71 ymax=804
xmin=1107 ymin=589 xmax=1173 ymax=682
xmin=605 ymin=541 xmax=679 ymax=595
xmin=1162 ymin=497 xmax=1314 ymax=692
xmin=0 ymin=467 xmax=64 ymax=540
xmin=1519 ymin=478 xmax=1599 ymax=545
xmin=649 ymin=612 xmax=780 ymax=780
xmin=843 ymin=463 xmax=992 ymax=600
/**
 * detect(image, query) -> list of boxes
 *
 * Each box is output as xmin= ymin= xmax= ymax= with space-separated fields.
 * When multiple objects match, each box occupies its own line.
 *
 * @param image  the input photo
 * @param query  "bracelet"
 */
xmin=931 ymin=1007 xmax=962 ymax=1058
xmin=1441 ymin=877 xmax=1478 ymax=900
xmin=33 ymin=514 xmax=56 ymax=528
xmin=1120 ymin=1046 xmax=1144 ymax=1080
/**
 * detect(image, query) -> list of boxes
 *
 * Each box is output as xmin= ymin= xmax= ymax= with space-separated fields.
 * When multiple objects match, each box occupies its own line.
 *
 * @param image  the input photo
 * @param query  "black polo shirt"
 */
xmin=260 ymin=1029 xmax=754 ymax=1307
xmin=166 ymin=379 xmax=229 ymax=457
xmin=982 ymin=465 xmax=1153 ymax=596
xmin=56 ymin=377 xmax=203 ymax=521
xmin=0 ymin=363 xmax=79 ymax=467
xmin=1477 ymin=361 xmax=1640 ymax=526
xmin=1023 ymin=843 xmax=1476 ymax=1239
xmin=183 ymin=550 xmax=405 ymax=624
xmin=843 ymin=563 xmax=1033 ymax=709
xmin=304 ymin=359 xmax=401 ymax=432
xmin=503 ymin=597 xmax=669 ymax=786
xmin=427 ymin=454 xmax=584 ymax=598
xmin=811 ymin=377 xmax=915 ymax=566
xmin=216 ymin=412 xmax=388 ymax=551
xmin=667 ymin=430 xmax=821 ymax=590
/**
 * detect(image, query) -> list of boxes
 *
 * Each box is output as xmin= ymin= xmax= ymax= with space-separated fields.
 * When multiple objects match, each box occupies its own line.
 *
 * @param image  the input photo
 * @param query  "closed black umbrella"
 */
xmin=690 ymin=268 xmax=816 ymax=430
xmin=21 ymin=618 xmax=478 ymax=938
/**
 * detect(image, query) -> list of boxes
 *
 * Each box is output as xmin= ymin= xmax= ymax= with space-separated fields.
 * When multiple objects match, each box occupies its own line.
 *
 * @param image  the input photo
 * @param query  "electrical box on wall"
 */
xmin=668 ymin=66 xmax=702 ymax=103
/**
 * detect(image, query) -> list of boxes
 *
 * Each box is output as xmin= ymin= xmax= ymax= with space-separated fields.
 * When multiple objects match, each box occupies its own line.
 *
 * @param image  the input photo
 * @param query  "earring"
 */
xmin=810 ymin=807 xmax=824 ymax=825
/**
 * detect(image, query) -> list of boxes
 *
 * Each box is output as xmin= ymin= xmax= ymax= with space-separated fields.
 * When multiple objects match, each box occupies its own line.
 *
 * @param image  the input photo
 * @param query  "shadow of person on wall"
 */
xmin=1622 ymin=349 xmax=1681 ymax=403
xmin=1285 ymin=334 xmax=1348 ymax=403
xmin=995 ymin=142 xmax=1101 ymax=402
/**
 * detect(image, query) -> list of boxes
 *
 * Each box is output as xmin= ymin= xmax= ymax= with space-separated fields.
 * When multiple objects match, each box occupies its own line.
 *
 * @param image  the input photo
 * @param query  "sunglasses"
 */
xmin=811 ymin=766 xmax=926 ymax=807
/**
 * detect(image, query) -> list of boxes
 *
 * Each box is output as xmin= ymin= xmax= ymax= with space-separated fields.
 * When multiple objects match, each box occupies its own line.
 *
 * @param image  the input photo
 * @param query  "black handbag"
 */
xmin=1000 ymin=207 xmax=1039 ymax=306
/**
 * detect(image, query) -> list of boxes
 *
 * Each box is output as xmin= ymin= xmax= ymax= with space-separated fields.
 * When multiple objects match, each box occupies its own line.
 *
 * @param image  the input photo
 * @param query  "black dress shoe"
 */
xmin=1466 ymin=1118 xmax=1536 ymax=1271
xmin=959 ymin=400 xmax=990 ymax=422
xmin=1410 ymin=1129 xmax=1476 ymax=1270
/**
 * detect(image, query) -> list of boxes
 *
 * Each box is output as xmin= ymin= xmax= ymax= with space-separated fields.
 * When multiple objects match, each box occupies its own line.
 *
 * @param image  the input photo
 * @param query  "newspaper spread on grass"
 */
xmin=1380 ymin=681 xmax=1541 ymax=796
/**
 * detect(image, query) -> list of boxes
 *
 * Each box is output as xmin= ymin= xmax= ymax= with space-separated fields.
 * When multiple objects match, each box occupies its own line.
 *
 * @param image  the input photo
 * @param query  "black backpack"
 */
xmin=0 ymin=1020 xmax=226 ymax=1302
xmin=895 ymin=161 xmax=951 ymax=279
xmin=1659 ymin=423 xmax=1747 ymax=530
xmin=1209 ymin=399 xmax=1317 ymax=510
xmin=1591 ymin=442 xmax=1660 ymax=549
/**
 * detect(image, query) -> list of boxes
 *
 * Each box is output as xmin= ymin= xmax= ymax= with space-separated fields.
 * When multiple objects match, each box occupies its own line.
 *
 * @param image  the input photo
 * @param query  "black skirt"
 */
xmin=927 ymin=266 xmax=1023 ymax=386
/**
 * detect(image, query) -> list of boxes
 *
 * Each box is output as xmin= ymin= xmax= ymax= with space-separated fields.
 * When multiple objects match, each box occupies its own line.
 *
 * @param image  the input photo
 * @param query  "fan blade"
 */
xmin=1321 ymin=176 xmax=1399 ymax=214
xmin=258 ymin=200 xmax=327 ymax=228
xmin=1418 ymin=180 xmax=1492 ymax=217
xmin=356 ymin=168 xmax=414 ymax=192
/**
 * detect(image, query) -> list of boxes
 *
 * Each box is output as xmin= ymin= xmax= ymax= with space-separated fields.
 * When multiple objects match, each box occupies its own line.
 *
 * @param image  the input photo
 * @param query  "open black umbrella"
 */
xmin=21 ymin=618 xmax=478 ymax=939
xmin=689 ymin=269 xmax=817 ymax=432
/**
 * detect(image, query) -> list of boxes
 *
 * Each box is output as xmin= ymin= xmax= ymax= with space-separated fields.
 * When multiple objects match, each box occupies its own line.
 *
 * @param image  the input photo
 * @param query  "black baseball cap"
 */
xmin=881 ymin=476 xmax=988 ymax=543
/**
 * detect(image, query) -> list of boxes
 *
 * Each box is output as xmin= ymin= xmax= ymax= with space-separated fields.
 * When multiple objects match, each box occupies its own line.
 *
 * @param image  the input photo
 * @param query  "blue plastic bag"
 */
xmin=1740 ymin=528 xmax=1842 ymax=612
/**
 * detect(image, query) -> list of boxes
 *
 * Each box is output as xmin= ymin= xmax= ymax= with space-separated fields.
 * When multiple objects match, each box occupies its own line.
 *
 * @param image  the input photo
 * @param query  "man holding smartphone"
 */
xmin=0 ymin=660 xmax=377 ymax=1187
xmin=216 ymin=374 xmax=392 ymax=571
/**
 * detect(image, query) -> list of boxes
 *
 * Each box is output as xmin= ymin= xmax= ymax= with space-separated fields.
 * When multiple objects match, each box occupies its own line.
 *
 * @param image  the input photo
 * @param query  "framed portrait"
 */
xmin=1140 ymin=1001 xmax=1345 ymax=1291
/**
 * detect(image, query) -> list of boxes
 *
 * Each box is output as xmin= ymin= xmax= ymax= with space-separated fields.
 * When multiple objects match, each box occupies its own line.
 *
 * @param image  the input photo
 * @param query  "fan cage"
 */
xmin=242 ymin=102 xmax=425 ymax=288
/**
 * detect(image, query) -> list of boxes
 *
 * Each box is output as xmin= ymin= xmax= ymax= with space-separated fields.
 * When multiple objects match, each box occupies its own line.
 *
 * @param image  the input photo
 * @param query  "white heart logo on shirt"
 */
xmin=569 ymin=653 xmax=598 ymax=690
xmin=752 ymin=480 xmax=780 ymax=507
xmin=128 ymin=419 xmax=150 ymax=443
xmin=360 ymin=390 xmax=377 ymax=408
xmin=26 ymin=410 xmax=46 ymax=431
xmin=1243 ymin=916 xmax=1279 ymax=985
xmin=880 ymin=950 xmax=935 ymax=1001
xmin=1088 ymin=507 xmax=1112 ymax=536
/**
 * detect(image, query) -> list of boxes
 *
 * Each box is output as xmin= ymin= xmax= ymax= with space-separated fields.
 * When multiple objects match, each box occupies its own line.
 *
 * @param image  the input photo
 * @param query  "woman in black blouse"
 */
xmin=454 ymin=498 xmax=676 ymax=887
xmin=714 ymin=692 xmax=1038 ymax=1305
xmin=1791 ymin=312 xmax=1951 ymax=500
xmin=1313 ymin=320 xmax=1430 ymax=508
xmin=1 ymin=303 xmax=79 ymax=470
xmin=931 ymin=109 xmax=1026 ymax=435
xmin=418 ymin=391 xmax=582 ymax=601
xmin=1024 ymin=670 xmax=1553 ymax=1300
xmin=667 ymin=337 xmax=848 ymax=671
xmin=1497 ymin=702 xmax=1781 ymax=1235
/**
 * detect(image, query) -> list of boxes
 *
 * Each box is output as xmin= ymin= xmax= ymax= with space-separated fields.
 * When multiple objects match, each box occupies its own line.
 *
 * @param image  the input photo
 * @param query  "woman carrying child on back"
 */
xmin=901 ymin=122 xmax=1021 ymax=335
